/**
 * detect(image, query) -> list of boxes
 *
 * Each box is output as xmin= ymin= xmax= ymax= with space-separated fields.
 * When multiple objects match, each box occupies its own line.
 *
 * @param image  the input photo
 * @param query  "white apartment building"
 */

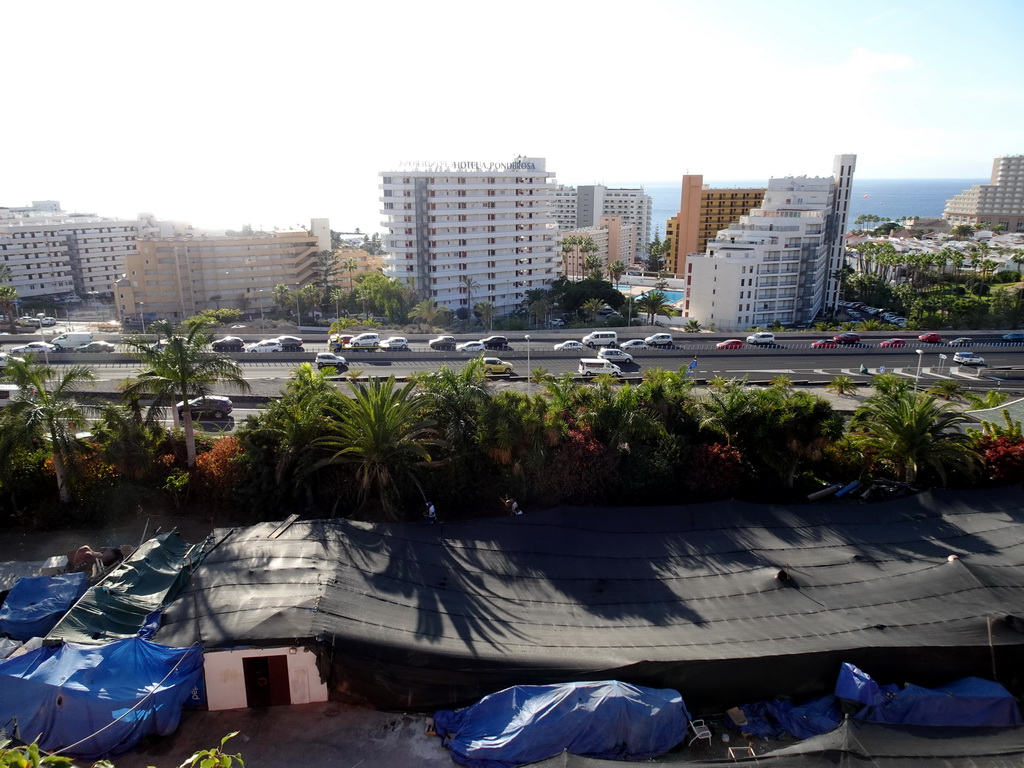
xmin=943 ymin=155 xmax=1024 ymax=233
xmin=682 ymin=155 xmax=856 ymax=331
xmin=379 ymin=157 xmax=559 ymax=313
xmin=559 ymin=225 xmax=609 ymax=279
xmin=551 ymin=184 xmax=652 ymax=261
xmin=0 ymin=219 xmax=75 ymax=298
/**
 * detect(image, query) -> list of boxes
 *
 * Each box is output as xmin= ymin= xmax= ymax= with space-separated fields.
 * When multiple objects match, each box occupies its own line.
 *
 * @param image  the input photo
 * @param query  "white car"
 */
xmin=315 ymin=352 xmax=347 ymax=370
xmin=746 ymin=332 xmax=777 ymax=345
xmin=245 ymin=340 xmax=284 ymax=353
xmin=953 ymin=351 xmax=986 ymax=366
xmin=456 ymin=341 xmax=486 ymax=354
xmin=598 ymin=347 xmax=633 ymax=364
xmin=0 ymin=353 xmax=26 ymax=368
xmin=379 ymin=336 xmax=409 ymax=350
xmin=644 ymin=333 xmax=673 ymax=347
xmin=10 ymin=341 xmax=58 ymax=354
xmin=620 ymin=339 xmax=649 ymax=350
xmin=554 ymin=340 xmax=584 ymax=351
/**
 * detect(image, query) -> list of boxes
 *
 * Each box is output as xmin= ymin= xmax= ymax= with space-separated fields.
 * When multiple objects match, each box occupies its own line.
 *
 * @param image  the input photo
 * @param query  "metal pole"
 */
xmin=914 ymin=349 xmax=923 ymax=391
xmin=295 ymin=287 xmax=301 ymax=329
xmin=525 ymin=335 xmax=531 ymax=396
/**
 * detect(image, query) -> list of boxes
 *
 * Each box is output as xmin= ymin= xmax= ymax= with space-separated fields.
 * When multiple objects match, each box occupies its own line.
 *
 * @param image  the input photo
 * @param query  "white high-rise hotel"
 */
xmin=682 ymin=154 xmax=855 ymax=331
xmin=379 ymin=157 xmax=559 ymax=313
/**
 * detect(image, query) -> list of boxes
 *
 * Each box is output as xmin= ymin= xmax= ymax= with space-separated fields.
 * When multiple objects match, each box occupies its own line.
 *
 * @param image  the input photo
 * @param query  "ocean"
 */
xmin=640 ymin=178 xmax=987 ymax=237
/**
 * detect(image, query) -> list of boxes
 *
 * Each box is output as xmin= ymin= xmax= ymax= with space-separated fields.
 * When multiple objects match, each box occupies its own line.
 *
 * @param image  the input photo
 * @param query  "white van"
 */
xmin=50 ymin=331 xmax=94 ymax=350
xmin=582 ymin=330 xmax=618 ymax=348
xmin=0 ymin=384 xmax=20 ymax=405
xmin=579 ymin=358 xmax=622 ymax=377
xmin=346 ymin=332 xmax=380 ymax=349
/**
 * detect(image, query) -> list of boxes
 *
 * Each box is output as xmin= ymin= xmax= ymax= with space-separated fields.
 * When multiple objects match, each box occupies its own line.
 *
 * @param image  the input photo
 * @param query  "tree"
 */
xmin=411 ymin=298 xmax=441 ymax=329
xmin=608 ymin=260 xmax=627 ymax=285
xmin=459 ymin=275 xmax=480 ymax=322
xmin=951 ymin=224 xmax=975 ymax=240
xmin=826 ymin=375 xmax=859 ymax=396
xmin=635 ymin=291 xmax=674 ymax=324
xmin=475 ymin=301 xmax=496 ymax=331
xmin=312 ymin=250 xmax=340 ymax=307
xmin=0 ymin=284 xmax=18 ymax=334
xmin=343 ymin=256 xmax=360 ymax=292
xmin=0 ymin=359 xmax=97 ymax=503
xmin=850 ymin=391 xmax=978 ymax=483
xmin=581 ymin=298 xmax=605 ymax=322
xmin=122 ymin=324 xmax=251 ymax=467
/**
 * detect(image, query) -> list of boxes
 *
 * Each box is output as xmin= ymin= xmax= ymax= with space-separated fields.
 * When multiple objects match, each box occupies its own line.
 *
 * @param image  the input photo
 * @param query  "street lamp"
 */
xmin=525 ymin=335 xmax=531 ymax=396
xmin=294 ymin=284 xmax=302 ymax=331
xmin=137 ymin=301 xmax=146 ymax=336
xmin=256 ymin=290 xmax=266 ymax=328
xmin=914 ymin=348 xmax=924 ymax=391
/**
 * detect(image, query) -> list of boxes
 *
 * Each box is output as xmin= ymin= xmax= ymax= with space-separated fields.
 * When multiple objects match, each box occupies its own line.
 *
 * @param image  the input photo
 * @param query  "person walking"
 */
xmin=424 ymin=500 xmax=437 ymax=524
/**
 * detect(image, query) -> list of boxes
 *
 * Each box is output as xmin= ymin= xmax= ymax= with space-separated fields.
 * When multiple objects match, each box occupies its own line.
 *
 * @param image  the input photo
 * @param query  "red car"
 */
xmin=811 ymin=339 xmax=838 ymax=349
xmin=716 ymin=339 xmax=744 ymax=350
xmin=918 ymin=332 xmax=942 ymax=343
xmin=880 ymin=338 xmax=906 ymax=348
xmin=833 ymin=332 xmax=861 ymax=345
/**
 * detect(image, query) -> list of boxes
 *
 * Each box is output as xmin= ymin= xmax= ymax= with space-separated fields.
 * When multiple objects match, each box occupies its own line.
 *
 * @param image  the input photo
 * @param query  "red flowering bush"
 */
xmin=976 ymin=436 xmax=1024 ymax=485
xmin=682 ymin=443 xmax=745 ymax=501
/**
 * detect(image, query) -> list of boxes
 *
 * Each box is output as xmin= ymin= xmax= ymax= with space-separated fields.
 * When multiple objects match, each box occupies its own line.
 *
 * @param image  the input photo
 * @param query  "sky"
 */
xmin=3 ymin=0 xmax=1022 ymax=234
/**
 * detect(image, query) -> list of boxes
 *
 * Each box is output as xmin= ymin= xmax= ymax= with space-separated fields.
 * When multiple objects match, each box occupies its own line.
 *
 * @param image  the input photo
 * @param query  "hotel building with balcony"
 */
xmin=682 ymin=154 xmax=856 ymax=331
xmin=943 ymin=155 xmax=1024 ymax=233
xmin=551 ymin=184 xmax=652 ymax=262
xmin=379 ymin=157 xmax=559 ymax=313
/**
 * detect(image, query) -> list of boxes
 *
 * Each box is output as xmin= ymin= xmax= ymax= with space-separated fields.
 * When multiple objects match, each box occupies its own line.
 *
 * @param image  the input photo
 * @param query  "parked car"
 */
xmin=39 ymin=316 xmax=57 ymax=327
xmin=716 ymin=339 xmax=744 ymax=349
xmin=953 ymin=351 xmax=986 ymax=366
xmin=1003 ymin=332 xmax=1024 ymax=342
xmin=879 ymin=338 xmax=906 ymax=348
xmin=77 ymin=341 xmax=117 ymax=354
xmin=918 ymin=332 xmax=943 ymax=344
xmin=481 ymin=357 xmax=514 ymax=376
xmin=554 ymin=340 xmax=584 ymax=351
xmin=429 ymin=335 xmax=457 ymax=350
xmin=620 ymin=339 xmax=649 ymax=350
xmin=379 ymin=336 xmax=409 ymax=350
xmin=746 ymin=332 xmax=776 ymax=346
xmin=456 ymin=341 xmax=486 ymax=354
xmin=315 ymin=352 xmax=347 ymax=370
xmin=10 ymin=341 xmax=58 ymax=354
xmin=833 ymin=332 xmax=861 ymax=345
xmin=246 ymin=340 xmax=284 ymax=353
xmin=479 ymin=335 xmax=509 ymax=350
xmin=274 ymin=335 xmax=304 ymax=350
xmin=644 ymin=333 xmax=674 ymax=348
xmin=211 ymin=336 xmax=245 ymax=352
xmin=597 ymin=347 xmax=634 ymax=364
xmin=176 ymin=396 xmax=233 ymax=420
xmin=811 ymin=339 xmax=838 ymax=349
xmin=948 ymin=337 xmax=973 ymax=346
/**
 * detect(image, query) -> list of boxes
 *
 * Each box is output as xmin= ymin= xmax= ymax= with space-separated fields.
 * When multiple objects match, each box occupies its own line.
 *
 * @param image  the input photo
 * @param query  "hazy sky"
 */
xmin=4 ymin=0 xmax=1021 ymax=233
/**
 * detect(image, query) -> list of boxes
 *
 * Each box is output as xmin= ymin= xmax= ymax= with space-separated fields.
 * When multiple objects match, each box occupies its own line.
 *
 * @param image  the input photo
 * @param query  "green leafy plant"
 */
xmin=178 ymin=731 xmax=246 ymax=768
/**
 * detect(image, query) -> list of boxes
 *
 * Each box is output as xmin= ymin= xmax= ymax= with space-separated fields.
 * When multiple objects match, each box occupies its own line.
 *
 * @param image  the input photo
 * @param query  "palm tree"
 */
xmin=927 ymin=380 xmax=965 ymax=401
xmin=272 ymin=284 xmax=292 ymax=313
xmin=122 ymin=324 xmax=251 ymax=467
xmin=683 ymin=319 xmax=702 ymax=333
xmin=411 ymin=298 xmax=440 ymax=329
xmin=608 ymin=260 xmax=627 ymax=286
xmin=851 ymin=391 xmax=978 ymax=483
xmin=560 ymin=236 xmax=580 ymax=280
xmin=695 ymin=382 xmax=755 ymax=446
xmin=581 ymin=298 xmax=605 ymax=323
xmin=965 ymin=390 xmax=1010 ymax=410
xmin=636 ymin=291 xmax=675 ymax=325
xmin=475 ymin=301 xmax=496 ymax=332
xmin=583 ymin=254 xmax=604 ymax=281
xmin=344 ymin=257 xmax=359 ymax=292
xmin=315 ymin=377 xmax=442 ymax=521
xmin=459 ymin=275 xmax=480 ymax=322
xmin=826 ymin=375 xmax=859 ymax=396
xmin=0 ymin=359 xmax=96 ymax=503
xmin=0 ymin=285 xmax=18 ymax=334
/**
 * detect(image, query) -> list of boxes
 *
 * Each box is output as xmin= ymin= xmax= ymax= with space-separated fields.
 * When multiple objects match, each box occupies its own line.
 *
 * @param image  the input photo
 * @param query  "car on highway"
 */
xmin=716 ymin=339 xmax=744 ymax=350
xmin=746 ymin=331 xmax=776 ymax=346
xmin=211 ymin=336 xmax=245 ymax=352
xmin=329 ymin=334 xmax=354 ymax=352
xmin=177 ymin=396 xmax=233 ymax=420
xmin=39 ymin=316 xmax=57 ymax=327
xmin=456 ymin=341 xmax=486 ymax=354
xmin=429 ymin=335 xmax=457 ymax=350
xmin=274 ymin=335 xmax=304 ymax=350
xmin=833 ymin=332 xmax=861 ymax=345
xmin=644 ymin=332 xmax=674 ymax=347
xmin=479 ymin=335 xmax=510 ymax=350
xmin=16 ymin=316 xmax=41 ymax=327
xmin=811 ymin=339 xmax=838 ymax=349
xmin=553 ymin=340 xmax=584 ymax=351
xmin=379 ymin=336 xmax=409 ymax=350
xmin=918 ymin=332 xmax=943 ymax=343
xmin=597 ymin=347 xmax=634 ymax=364
xmin=0 ymin=353 xmax=26 ymax=367
xmin=481 ymin=357 xmax=514 ymax=376
xmin=879 ymin=338 xmax=906 ymax=348
xmin=245 ymin=340 xmax=284 ymax=353
xmin=620 ymin=339 xmax=649 ymax=350
xmin=1003 ymin=332 xmax=1024 ymax=342
xmin=10 ymin=341 xmax=58 ymax=355
xmin=315 ymin=352 xmax=347 ymax=370
xmin=953 ymin=351 xmax=986 ymax=366
xmin=948 ymin=337 xmax=973 ymax=346
xmin=77 ymin=341 xmax=117 ymax=354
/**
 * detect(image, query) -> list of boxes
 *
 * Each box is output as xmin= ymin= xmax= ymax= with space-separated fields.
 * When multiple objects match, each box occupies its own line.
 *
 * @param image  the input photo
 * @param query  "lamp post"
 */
xmin=257 ymin=290 xmax=266 ymax=328
xmin=914 ymin=348 xmax=923 ymax=391
xmin=937 ymin=353 xmax=947 ymax=376
xmin=525 ymin=335 xmax=531 ymax=396
xmin=137 ymin=301 xmax=146 ymax=336
xmin=294 ymin=284 xmax=301 ymax=331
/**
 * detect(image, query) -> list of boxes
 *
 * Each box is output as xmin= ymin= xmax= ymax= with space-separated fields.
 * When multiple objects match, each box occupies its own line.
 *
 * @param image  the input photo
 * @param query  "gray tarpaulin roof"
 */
xmin=155 ymin=487 xmax=1024 ymax=710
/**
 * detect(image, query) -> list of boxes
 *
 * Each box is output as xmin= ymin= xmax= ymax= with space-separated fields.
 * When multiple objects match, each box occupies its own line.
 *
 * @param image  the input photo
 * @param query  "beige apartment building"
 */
xmin=117 ymin=231 xmax=320 ymax=322
xmin=665 ymin=175 xmax=766 ymax=274
xmin=943 ymin=155 xmax=1024 ymax=233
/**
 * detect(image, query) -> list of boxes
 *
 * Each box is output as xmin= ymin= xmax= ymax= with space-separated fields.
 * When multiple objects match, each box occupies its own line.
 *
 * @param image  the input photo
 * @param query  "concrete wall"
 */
xmin=204 ymin=646 xmax=328 ymax=711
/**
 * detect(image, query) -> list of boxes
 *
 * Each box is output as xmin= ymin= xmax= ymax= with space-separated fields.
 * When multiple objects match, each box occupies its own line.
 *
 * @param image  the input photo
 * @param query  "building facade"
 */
xmin=665 ymin=176 xmax=766 ymax=275
xmin=943 ymin=155 xmax=1024 ymax=233
xmin=0 ymin=219 xmax=75 ymax=299
xmin=117 ymin=231 xmax=319 ymax=322
xmin=379 ymin=157 xmax=559 ymax=314
xmin=551 ymin=184 xmax=652 ymax=262
xmin=682 ymin=155 xmax=856 ymax=331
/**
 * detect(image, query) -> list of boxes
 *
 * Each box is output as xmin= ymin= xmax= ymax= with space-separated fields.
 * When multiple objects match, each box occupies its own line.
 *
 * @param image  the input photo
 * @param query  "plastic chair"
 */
xmin=689 ymin=719 xmax=712 ymax=746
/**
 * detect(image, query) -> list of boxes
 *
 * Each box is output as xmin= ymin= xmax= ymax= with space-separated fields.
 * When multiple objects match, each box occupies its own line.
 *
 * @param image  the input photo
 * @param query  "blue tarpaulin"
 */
xmin=434 ymin=681 xmax=689 ymax=768
xmin=858 ymin=677 xmax=1024 ymax=727
xmin=0 ymin=573 xmax=88 ymax=641
xmin=728 ymin=696 xmax=843 ymax=741
xmin=0 ymin=637 xmax=203 ymax=759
